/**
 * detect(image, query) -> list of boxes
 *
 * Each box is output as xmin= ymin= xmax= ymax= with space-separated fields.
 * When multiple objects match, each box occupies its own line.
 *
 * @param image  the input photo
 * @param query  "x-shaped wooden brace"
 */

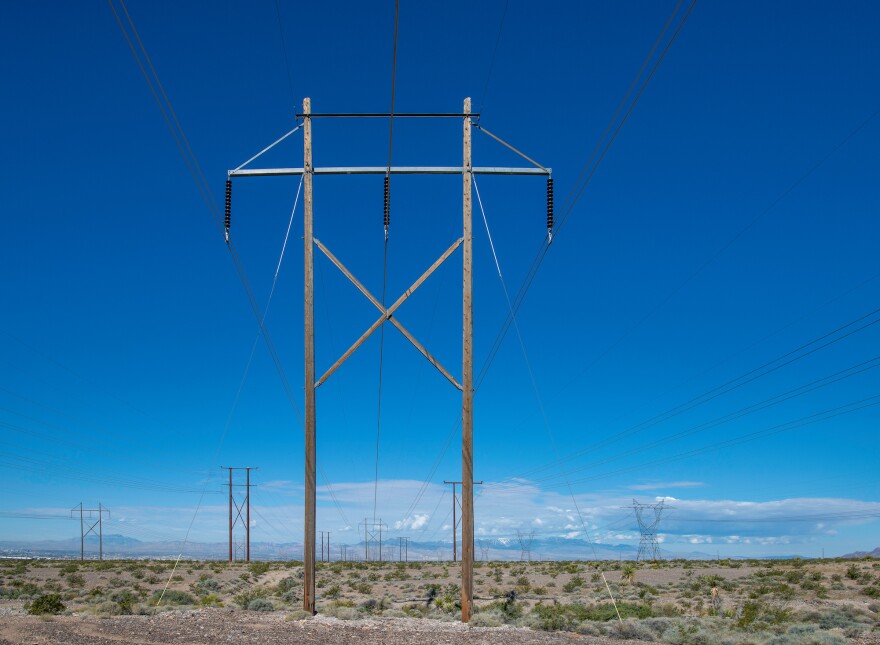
xmin=314 ymin=236 xmax=463 ymax=391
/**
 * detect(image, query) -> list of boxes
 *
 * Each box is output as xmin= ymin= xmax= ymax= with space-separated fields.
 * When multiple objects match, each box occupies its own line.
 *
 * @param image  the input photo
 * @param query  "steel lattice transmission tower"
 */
xmin=631 ymin=499 xmax=668 ymax=561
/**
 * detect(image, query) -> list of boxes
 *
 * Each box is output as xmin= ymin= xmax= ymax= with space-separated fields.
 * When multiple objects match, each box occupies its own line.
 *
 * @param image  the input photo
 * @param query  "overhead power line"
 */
xmin=475 ymin=0 xmax=698 ymax=392
xmin=502 ymin=304 xmax=880 ymax=484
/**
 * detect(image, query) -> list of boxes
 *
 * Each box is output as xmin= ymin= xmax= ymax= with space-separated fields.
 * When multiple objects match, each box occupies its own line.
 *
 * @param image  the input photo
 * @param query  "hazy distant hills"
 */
xmin=841 ymin=546 xmax=880 ymax=558
xmin=1 ymin=534 xmax=721 ymax=561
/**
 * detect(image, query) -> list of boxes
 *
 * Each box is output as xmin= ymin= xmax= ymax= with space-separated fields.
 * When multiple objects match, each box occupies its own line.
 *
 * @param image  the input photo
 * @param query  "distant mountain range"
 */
xmin=841 ymin=546 xmax=880 ymax=559
xmin=0 ymin=533 xmax=729 ymax=561
xmin=3 ymin=535 xmax=873 ymax=561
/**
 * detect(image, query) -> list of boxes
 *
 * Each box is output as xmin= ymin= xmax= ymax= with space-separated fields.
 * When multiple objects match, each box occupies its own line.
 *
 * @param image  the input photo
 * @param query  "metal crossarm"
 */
xmin=229 ymin=166 xmax=550 ymax=178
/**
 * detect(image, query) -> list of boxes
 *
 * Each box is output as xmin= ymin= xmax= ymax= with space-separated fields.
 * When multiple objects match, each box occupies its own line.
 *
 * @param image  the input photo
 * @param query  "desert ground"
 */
xmin=0 ymin=557 xmax=878 ymax=644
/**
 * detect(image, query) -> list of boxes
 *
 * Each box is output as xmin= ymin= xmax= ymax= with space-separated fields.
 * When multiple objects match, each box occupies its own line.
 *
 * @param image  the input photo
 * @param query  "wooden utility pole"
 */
xmin=227 ymin=468 xmax=232 ymax=562
xmin=444 ymin=479 xmax=483 ymax=563
xmin=461 ymin=97 xmax=475 ymax=623
xmin=303 ymin=97 xmax=317 ymax=615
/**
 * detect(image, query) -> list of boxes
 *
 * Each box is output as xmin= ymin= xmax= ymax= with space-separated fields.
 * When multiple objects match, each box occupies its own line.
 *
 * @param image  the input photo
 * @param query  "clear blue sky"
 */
xmin=0 ymin=0 xmax=878 ymax=557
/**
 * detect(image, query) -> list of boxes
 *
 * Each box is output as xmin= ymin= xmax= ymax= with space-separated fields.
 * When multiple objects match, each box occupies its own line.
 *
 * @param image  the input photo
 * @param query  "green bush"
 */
xmin=562 ymin=575 xmax=585 ymax=592
xmin=234 ymin=587 xmax=268 ymax=608
xmin=250 ymin=561 xmax=271 ymax=577
xmin=247 ymin=598 xmax=275 ymax=611
xmin=27 ymin=594 xmax=65 ymax=615
xmin=194 ymin=577 xmax=222 ymax=594
xmin=111 ymin=590 xmax=138 ymax=614
xmin=152 ymin=590 xmax=195 ymax=606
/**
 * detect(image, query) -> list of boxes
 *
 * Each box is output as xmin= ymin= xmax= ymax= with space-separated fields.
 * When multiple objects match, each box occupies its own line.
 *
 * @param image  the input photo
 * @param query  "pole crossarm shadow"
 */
xmin=314 ymin=236 xmax=463 ymax=390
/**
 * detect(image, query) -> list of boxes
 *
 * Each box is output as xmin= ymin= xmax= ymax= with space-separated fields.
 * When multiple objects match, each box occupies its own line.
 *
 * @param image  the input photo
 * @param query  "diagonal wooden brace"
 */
xmin=315 ymin=237 xmax=463 ymax=389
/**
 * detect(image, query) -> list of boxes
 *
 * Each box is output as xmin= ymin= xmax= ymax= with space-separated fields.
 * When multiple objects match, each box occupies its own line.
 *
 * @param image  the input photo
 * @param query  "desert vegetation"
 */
xmin=0 ymin=557 xmax=878 ymax=643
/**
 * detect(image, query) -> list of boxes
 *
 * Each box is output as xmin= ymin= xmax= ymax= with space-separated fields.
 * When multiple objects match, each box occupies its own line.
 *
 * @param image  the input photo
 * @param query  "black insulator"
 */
xmin=225 ymin=179 xmax=232 ymax=231
xmin=546 ymin=177 xmax=554 ymax=230
xmin=383 ymin=175 xmax=390 ymax=229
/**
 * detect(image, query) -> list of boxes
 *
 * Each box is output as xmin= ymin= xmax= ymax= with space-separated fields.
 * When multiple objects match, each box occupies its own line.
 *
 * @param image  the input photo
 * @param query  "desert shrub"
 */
xmin=66 ymin=573 xmax=85 ymax=588
xmin=324 ymin=584 xmax=341 ymax=599
xmin=737 ymin=599 xmax=791 ymax=629
xmin=249 ymin=561 xmax=271 ymax=577
xmin=660 ymin=620 xmax=716 ymax=645
xmin=360 ymin=597 xmax=390 ymax=614
xmin=813 ymin=604 xmax=871 ymax=630
xmin=247 ymin=598 xmax=275 ymax=612
xmin=234 ymin=587 xmax=268 ymax=608
xmin=469 ymin=610 xmax=504 ymax=627
xmin=152 ymin=590 xmax=195 ymax=606
xmin=562 ymin=575 xmax=585 ymax=592
xmin=863 ymin=585 xmax=880 ymax=598
xmin=764 ymin=625 xmax=848 ymax=645
xmin=351 ymin=580 xmax=372 ymax=594
xmin=845 ymin=564 xmax=860 ymax=580
xmin=480 ymin=592 xmax=521 ymax=622
xmin=110 ymin=590 xmax=138 ymax=614
xmin=194 ymin=577 xmax=222 ymax=594
xmin=323 ymin=602 xmax=359 ymax=620
xmin=59 ymin=562 xmax=80 ymax=574
xmin=276 ymin=576 xmax=297 ymax=593
xmin=27 ymin=593 xmax=65 ymax=615
xmin=607 ymin=618 xmax=656 ymax=641
xmin=199 ymin=593 xmax=223 ymax=607
xmin=286 ymin=609 xmax=313 ymax=621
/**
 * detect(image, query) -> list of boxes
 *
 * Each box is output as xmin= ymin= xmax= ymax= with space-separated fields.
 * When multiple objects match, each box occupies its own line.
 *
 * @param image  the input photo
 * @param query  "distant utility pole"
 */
xmin=398 ymin=536 xmax=410 ymax=562
xmin=226 ymin=98 xmax=550 ymax=621
xmin=443 ymin=480 xmax=483 ymax=562
xmin=319 ymin=531 xmax=331 ymax=562
xmin=71 ymin=503 xmax=110 ymax=561
xmin=359 ymin=518 xmax=387 ymax=562
xmin=631 ymin=499 xmax=669 ymax=561
xmin=222 ymin=467 xmax=256 ymax=562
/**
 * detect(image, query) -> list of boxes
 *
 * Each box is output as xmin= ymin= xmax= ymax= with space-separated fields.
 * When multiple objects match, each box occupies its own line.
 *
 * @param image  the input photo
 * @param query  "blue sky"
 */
xmin=0 ymin=0 xmax=878 ymax=557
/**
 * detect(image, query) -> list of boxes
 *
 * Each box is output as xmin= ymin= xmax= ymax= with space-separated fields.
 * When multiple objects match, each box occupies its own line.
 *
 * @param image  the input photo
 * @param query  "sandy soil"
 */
xmin=0 ymin=609 xmax=647 ymax=645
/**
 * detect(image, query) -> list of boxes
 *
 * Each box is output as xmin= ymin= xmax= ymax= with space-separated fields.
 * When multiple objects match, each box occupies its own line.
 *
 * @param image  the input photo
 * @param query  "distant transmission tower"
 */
xmin=515 ymin=530 xmax=535 ymax=561
xmin=631 ymin=499 xmax=668 ymax=561
xmin=222 ymin=467 xmax=256 ymax=562
xmin=71 ymin=503 xmax=110 ymax=561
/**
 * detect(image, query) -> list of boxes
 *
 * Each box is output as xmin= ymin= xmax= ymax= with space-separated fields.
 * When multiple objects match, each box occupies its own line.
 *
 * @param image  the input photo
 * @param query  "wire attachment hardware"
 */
xmin=546 ymin=177 xmax=554 ymax=242
xmin=383 ymin=175 xmax=390 ymax=239
xmin=225 ymin=179 xmax=232 ymax=244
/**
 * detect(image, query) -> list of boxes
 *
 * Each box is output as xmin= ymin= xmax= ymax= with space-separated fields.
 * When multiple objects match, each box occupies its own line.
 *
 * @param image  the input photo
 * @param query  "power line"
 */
xmin=474 ymin=175 xmax=622 ymax=619
xmin=557 ymin=393 xmax=880 ymax=487
xmin=274 ymin=0 xmax=296 ymax=106
xmin=474 ymin=0 xmax=698 ymax=392
xmin=501 ymin=304 xmax=880 ymax=484
xmin=477 ymin=0 xmax=509 ymax=117
xmin=374 ymin=0 xmax=401 ymax=526
xmin=108 ymin=0 xmax=358 ymax=535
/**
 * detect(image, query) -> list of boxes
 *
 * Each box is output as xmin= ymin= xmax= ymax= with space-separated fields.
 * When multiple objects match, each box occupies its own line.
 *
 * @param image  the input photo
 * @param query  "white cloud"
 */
xmin=629 ymin=481 xmax=704 ymax=491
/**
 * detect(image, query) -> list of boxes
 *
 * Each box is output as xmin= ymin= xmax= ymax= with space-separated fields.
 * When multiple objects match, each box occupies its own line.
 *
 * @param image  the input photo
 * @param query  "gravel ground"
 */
xmin=0 ymin=609 xmax=652 ymax=645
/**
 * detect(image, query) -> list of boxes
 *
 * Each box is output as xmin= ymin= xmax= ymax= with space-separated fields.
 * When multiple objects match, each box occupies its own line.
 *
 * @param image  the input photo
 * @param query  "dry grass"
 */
xmin=0 ymin=557 xmax=878 ymax=643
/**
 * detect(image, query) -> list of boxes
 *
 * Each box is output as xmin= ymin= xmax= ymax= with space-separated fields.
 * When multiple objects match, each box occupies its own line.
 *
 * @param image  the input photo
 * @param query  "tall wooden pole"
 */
xmin=461 ymin=97 xmax=474 ymax=623
xmin=228 ymin=469 xmax=233 ymax=562
xmin=246 ymin=468 xmax=251 ymax=562
xmin=303 ymin=97 xmax=317 ymax=615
